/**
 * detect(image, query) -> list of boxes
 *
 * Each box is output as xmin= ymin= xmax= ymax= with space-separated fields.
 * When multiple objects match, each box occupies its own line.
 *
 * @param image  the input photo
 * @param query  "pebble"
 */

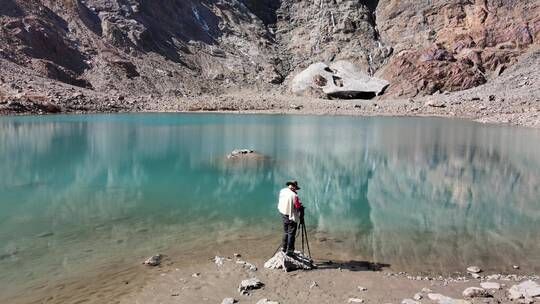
xmin=142 ymin=254 xmax=161 ymax=266
xmin=401 ymin=299 xmax=420 ymax=304
xmin=221 ymin=298 xmax=237 ymax=304
xmin=413 ymin=293 xmax=423 ymax=300
xmin=238 ymin=278 xmax=264 ymax=295
xmin=462 ymin=287 xmax=488 ymax=298
xmin=467 ymin=266 xmax=482 ymax=273
xmin=357 ymin=286 xmax=367 ymax=291
xmin=256 ymin=299 xmax=279 ymax=304
xmin=348 ymin=298 xmax=364 ymax=303
xmin=214 ymin=256 xmax=225 ymax=266
xmin=480 ymin=282 xmax=501 ymax=290
xmin=191 ymin=273 xmax=200 ymax=277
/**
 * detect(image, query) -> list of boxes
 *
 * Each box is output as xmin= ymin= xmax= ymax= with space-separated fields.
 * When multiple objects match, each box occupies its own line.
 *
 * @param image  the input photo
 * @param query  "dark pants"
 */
xmin=281 ymin=214 xmax=298 ymax=254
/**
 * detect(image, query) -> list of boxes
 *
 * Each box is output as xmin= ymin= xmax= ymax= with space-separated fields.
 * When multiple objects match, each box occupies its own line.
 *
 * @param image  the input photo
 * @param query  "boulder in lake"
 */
xmin=264 ymin=251 xmax=315 ymax=272
xmin=226 ymin=149 xmax=268 ymax=160
xmin=238 ymin=278 xmax=264 ymax=295
xmin=291 ymin=61 xmax=389 ymax=99
xmin=142 ymin=254 xmax=161 ymax=266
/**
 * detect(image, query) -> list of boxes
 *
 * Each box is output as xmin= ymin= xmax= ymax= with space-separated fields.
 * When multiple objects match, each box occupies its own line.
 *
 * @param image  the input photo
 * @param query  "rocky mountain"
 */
xmin=0 ymin=0 xmax=538 ymax=112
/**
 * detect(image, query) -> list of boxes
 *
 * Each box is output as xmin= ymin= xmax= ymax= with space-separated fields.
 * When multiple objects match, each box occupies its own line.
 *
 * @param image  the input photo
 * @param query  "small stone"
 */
xmin=467 ymin=266 xmax=482 ymax=273
xmin=513 ymin=265 xmax=520 ymax=269
xmin=215 ymin=256 xmax=225 ymax=266
xmin=481 ymin=282 xmax=501 ymax=290
xmin=234 ymin=253 xmax=241 ymax=257
xmin=486 ymin=274 xmax=501 ymax=280
xmin=309 ymin=281 xmax=318 ymax=289
xmin=348 ymin=298 xmax=364 ymax=303
xmin=472 ymin=273 xmax=481 ymax=279
xmin=463 ymin=287 xmax=488 ymax=298
xmin=357 ymin=286 xmax=367 ymax=291
xmin=401 ymin=299 xmax=420 ymax=304
xmin=221 ymin=298 xmax=237 ymax=304
xmin=192 ymin=273 xmax=200 ymax=277
xmin=413 ymin=293 xmax=423 ymax=300
xmin=238 ymin=278 xmax=264 ymax=295
xmin=256 ymin=299 xmax=279 ymax=304
xmin=422 ymin=288 xmax=433 ymax=293
xmin=142 ymin=254 xmax=161 ymax=266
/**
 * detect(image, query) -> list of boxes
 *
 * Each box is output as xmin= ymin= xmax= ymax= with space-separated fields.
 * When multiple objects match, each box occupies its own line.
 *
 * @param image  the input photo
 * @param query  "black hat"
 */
xmin=286 ymin=180 xmax=301 ymax=190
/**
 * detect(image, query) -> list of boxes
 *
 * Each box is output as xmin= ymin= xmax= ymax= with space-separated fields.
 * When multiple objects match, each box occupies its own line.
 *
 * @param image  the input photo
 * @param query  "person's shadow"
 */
xmin=313 ymin=259 xmax=390 ymax=272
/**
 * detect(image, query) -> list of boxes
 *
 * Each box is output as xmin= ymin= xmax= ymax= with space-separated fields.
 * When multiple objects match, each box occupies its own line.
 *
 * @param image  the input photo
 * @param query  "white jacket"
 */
xmin=278 ymin=187 xmax=299 ymax=223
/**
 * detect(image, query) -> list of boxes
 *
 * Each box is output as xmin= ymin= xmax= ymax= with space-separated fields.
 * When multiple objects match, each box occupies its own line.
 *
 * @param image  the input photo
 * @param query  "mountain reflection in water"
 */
xmin=0 ymin=114 xmax=539 ymax=283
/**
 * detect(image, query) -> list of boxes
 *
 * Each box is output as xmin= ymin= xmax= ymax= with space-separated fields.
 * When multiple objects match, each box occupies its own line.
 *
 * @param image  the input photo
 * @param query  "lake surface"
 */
xmin=1 ymin=113 xmax=540 ymax=302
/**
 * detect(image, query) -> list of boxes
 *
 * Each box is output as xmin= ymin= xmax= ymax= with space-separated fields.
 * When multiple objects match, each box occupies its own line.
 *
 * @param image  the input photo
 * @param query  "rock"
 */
xmin=463 ymin=287 xmax=489 ymax=298
xmin=191 ymin=273 xmax=200 ymax=277
xmin=142 ymin=254 xmax=161 ymax=266
xmin=226 ymin=149 xmax=268 ymax=160
xmin=480 ymin=282 xmax=501 ymax=290
xmin=214 ymin=256 xmax=225 ymax=266
xmin=513 ymin=265 xmax=520 ymax=269
xmin=467 ymin=266 xmax=482 ymax=273
xmin=238 ymin=278 xmax=264 ymax=295
xmin=256 ymin=299 xmax=279 ymax=304
xmin=309 ymin=281 xmax=318 ymax=289
xmin=264 ymin=251 xmax=315 ymax=272
xmin=428 ymin=293 xmax=471 ymax=304
xmin=413 ymin=293 xmax=423 ymax=300
xmin=348 ymin=298 xmax=364 ymax=303
xmin=486 ymin=275 xmax=501 ymax=281
xmin=291 ymin=61 xmax=389 ymax=99
xmin=236 ymin=260 xmax=257 ymax=271
xmin=401 ymin=299 xmax=420 ymax=304
xmin=357 ymin=286 xmax=367 ymax=291
xmin=507 ymin=281 xmax=540 ymax=300
xmin=471 ymin=273 xmax=481 ymax=279
xmin=424 ymin=100 xmax=446 ymax=108
xmin=221 ymin=298 xmax=237 ymax=304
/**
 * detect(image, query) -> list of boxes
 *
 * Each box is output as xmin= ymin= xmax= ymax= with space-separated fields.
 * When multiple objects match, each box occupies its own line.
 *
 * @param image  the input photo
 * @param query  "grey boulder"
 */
xmin=264 ymin=251 xmax=315 ymax=272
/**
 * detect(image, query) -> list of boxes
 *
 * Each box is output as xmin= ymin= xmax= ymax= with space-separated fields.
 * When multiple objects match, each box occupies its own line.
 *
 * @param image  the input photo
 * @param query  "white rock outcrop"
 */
xmin=291 ymin=61 xmax=389 ymax=99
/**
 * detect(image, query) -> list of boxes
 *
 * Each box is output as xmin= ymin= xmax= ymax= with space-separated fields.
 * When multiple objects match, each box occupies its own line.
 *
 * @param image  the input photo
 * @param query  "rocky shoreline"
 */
xmin=123 ymin=250 xmax=540 ymax=304
xmin=1 ymin=49 xmax=539 ymax=128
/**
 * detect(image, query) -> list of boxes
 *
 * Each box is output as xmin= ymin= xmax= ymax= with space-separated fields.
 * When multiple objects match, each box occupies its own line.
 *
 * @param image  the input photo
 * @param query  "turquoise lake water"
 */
xmin=1 ymin=113 xmax=540 ymax=301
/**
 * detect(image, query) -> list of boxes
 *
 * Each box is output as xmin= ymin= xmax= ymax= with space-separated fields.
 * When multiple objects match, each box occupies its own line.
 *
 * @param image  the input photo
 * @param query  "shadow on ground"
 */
xmin=314 ymin=259 xmax=390 ymax=272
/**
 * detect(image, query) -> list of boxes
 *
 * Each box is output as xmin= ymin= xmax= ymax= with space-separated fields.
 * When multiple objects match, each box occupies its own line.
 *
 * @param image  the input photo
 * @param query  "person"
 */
xmin=277 ymin=180 xmax=304 ymax=256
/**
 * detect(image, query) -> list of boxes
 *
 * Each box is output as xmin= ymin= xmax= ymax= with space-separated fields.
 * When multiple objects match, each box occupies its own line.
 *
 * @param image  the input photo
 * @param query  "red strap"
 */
xmin=294 ymin=196 xmax=302 ymax=209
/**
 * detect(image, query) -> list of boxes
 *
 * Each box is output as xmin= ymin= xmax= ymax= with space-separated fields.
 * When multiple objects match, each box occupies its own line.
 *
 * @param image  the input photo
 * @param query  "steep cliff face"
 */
xmin=0 ymin=0 xmax=538 ymax=106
